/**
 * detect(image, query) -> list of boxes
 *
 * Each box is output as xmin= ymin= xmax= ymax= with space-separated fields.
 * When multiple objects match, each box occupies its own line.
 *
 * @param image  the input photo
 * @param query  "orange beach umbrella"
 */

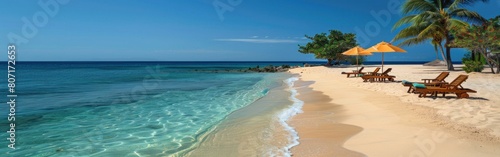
xmin=362 ymin=41 xmax=406 ymax=71
xmin=342 ymin=46 xmax=372 ymax=70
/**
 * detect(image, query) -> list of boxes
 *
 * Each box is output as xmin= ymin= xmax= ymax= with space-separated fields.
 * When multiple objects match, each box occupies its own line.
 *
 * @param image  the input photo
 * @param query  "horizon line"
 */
xmin=1 ymin=60 xmax=457 ymax=62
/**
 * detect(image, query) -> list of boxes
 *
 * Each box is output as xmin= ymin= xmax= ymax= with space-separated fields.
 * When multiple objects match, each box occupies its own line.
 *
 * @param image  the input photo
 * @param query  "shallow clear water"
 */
xmin=0 ymin=62 xmax=292 ymax=156
xmin=185 ymin=75 xmax=299 ymax=157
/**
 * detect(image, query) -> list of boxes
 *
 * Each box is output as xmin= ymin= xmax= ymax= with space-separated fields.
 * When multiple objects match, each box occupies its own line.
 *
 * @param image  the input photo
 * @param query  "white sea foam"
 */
xmin=276 ymin=77 xmax=303 ymax=157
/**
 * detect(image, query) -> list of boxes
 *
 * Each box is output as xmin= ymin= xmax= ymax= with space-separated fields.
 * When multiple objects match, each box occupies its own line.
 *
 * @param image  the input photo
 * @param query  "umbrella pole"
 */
xmin=356 ymin=55 xmax=359 ymax=71
xmin=382 ymin=53 xmax=384 ymax=72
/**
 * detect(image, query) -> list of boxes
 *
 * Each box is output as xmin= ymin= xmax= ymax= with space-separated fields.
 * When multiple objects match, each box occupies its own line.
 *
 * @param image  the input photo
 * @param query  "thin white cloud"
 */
xmin=152 ymin=49 xmax=236 ymax=54
xmin=250 ymin=36 xmax=259 ymax=38
xmin=215 ymin=38 xmax=300 ymax=43
xmin=264 ymin=36 xmax=269 ymax=38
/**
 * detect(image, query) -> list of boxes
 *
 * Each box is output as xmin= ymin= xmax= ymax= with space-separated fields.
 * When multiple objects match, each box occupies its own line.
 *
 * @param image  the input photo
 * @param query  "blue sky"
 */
xmin=1 ymin=0 xmax=499 ymax=61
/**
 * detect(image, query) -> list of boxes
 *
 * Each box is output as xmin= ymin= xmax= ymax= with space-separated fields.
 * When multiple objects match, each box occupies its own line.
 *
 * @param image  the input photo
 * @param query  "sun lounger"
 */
xmin=341 ymin=67 xmax=365 ymax=77
xmin=412 ymin=75 xmax=477 ymax=99
xmin=363 ymin=67 xmax=380 ymax=76
xmin=361 ymin=68 xmax=395 ymax=82
xmin=402 ymin=72 xmax=450 ymax=93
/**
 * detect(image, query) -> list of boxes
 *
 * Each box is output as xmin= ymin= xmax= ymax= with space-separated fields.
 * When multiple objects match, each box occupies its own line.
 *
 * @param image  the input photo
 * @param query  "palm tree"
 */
xmin=393 ymin=20 xmax=447 ymax=63
xmin=393 ymin=0 xmax=488 ymax=70
xmin=431 ymin=30 xmax=446 ymax=61
xmin=431 ymin=39 xmax=443 ymax=60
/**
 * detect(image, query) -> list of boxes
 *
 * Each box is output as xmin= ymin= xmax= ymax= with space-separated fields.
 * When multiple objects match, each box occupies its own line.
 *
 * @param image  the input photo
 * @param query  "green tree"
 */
xmin=393 ymin=0 xmax=489 ymax=70
xmin=452 ymin=16 xmax=500 ymax=73
xmin=298 ymin=30 xmax=357 ymax=66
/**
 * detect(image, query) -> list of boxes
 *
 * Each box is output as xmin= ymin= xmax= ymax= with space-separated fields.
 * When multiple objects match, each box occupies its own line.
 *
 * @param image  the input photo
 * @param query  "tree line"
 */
xmin=298 ymin=0 xmax=499 ymax=73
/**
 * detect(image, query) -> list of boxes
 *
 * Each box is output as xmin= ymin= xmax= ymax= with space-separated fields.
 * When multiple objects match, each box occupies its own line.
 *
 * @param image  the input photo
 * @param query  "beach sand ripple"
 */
xmin=289 ymin=65 xmax=500 ymax=156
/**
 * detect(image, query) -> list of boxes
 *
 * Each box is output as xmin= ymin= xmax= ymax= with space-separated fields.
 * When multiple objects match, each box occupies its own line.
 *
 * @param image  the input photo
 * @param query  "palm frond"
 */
xmin=449 ymin=0 xmax=490 ymax=9
xmin=394 ymin=24 xmax=436 ymax=45
xmin=402 ymin=0 xmax=438 ymax=14
xmin=412 ymin=12 xmax=441 ymax=25
xmin=393 ymin=15 xmax=418 ymax=30
xmin=396 ymin=37 xmax=430 ymax=47
xmin=417 ymin=22 xmax=443 ymax=39
xmin=394 ymin=25 xmax=424 ymax=40
xmin=449 ymin=8 xmax=486 ymax=24
xmin=448 ymin=19 xmax=470 ymax=29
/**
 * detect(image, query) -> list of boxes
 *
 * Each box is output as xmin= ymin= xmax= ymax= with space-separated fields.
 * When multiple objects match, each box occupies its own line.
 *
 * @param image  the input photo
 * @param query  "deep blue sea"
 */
xmin=0 ymin=62 xmax=306 ymax=156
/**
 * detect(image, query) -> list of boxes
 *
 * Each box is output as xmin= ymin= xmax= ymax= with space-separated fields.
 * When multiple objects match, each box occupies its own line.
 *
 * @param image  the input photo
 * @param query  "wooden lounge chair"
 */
xmin=402 ymin=72 xmax=450 ymax=93
xmin=341 ymin=67 xmax=365 ymax=77
xmin=363 ymin=67 xmax=380 ymax=76
xmin=412 ymin=75 xmax=477 ymax=99
xmin=361 ymin=68 xmax=395 ymax=82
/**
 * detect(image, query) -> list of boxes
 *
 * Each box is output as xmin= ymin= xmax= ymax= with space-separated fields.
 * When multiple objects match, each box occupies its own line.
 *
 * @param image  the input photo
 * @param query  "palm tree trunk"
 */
xmin=478 ymin=49 xmax=495 ymax=74
xmin=445 ymin=46 xmax=454 ymax=70
xmin=497 ymin=59 xmax=500 ymax=74
xmin=438 ymin=44 xmax=446 ymax=62
xmin=492 ymin=53 xmax=500 ymax=74
xmin=444 ymin=37 xmax=454 ymax=70
xmin=433 ymin=44 xmax=439 ymax=60
xmin=497 ymin=55 xmax=500 ymax=74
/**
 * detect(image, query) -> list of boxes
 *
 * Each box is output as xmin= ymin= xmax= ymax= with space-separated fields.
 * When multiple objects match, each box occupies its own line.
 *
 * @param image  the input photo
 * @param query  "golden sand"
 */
xmin=289 ymin=65 xmax=500 ymax=157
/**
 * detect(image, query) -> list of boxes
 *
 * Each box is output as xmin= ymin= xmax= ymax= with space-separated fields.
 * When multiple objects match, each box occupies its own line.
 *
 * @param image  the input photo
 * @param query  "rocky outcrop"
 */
xmin=194 ymin=65 xmax=299 ymax=73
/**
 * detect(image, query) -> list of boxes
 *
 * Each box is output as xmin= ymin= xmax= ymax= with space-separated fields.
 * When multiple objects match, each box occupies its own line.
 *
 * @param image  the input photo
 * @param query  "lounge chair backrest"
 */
xmin=358 ymin=67 xmax=365 ymax=73
xmin=372 ymin=67 xmax=380 ymax=73
xmin=381 ymin=68 xmax=392 ymax=75
xmin=435 ymin=72 xmax=450 ymax=82
xmin=448 ymin=75 xmax=468 ymax=89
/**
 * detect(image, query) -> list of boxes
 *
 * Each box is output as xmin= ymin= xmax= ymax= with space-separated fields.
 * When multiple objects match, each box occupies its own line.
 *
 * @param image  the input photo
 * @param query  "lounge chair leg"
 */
xmin=419 ymin=92 xmax=426 ymax=98
xmin=407 ymin=87 xmax=411 ymax=93
xmin=457 ymin=93 xmax=469 ymax=99
xmin=462 ymin=93 xmax=469 ymax=98
xmin=432 ymin=92 xmax=438 ymax=97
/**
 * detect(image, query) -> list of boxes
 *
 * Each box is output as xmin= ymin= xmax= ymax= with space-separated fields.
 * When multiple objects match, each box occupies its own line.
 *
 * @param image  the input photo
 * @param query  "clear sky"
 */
xmin=1 ymin=0 xmax=499 ymax=61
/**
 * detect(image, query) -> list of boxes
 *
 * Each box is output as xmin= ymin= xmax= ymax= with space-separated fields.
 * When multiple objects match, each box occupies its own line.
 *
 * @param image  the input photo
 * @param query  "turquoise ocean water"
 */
xmin=0 ymin=62 xmax=307 ymax=156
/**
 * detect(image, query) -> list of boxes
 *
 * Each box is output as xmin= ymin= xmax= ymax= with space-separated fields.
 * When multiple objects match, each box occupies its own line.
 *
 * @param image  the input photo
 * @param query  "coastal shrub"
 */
xmin=462 ymin=53 xmax=472 ymax=62
xmin=462 ymin=52 xmax=487 ymax=64
xmin=463 ymin=60 xmax=484 ymax=73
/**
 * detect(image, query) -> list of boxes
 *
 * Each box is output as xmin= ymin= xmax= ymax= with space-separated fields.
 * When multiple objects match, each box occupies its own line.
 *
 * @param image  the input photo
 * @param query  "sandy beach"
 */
xmin=289 ymin=65 xmax=500 ymax=156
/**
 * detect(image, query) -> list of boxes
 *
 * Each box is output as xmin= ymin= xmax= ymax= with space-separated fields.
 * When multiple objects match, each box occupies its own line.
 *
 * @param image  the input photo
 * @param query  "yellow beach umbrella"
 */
xmin=362 ymin=41 xmax=406 ymax=71
xmin=342 ymin=46 xmax=372 ymax=70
